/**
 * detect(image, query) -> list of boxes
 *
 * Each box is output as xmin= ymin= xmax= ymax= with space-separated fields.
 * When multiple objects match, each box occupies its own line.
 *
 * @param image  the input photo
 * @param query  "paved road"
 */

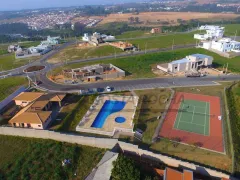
xmin=37 ymin=73 xmax=240 ymax=92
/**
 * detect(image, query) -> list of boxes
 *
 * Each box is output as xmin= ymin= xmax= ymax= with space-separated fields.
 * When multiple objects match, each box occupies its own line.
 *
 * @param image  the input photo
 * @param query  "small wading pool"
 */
xmin=91 ymin=100 xmax=126 ymax=128
xmin=115 ymin=117 xmax=126 ymax=123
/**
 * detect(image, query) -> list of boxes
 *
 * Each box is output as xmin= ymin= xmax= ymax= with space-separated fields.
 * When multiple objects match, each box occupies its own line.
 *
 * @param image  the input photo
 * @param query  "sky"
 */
xmin=0 ymin=0 xmax=140 ymax=11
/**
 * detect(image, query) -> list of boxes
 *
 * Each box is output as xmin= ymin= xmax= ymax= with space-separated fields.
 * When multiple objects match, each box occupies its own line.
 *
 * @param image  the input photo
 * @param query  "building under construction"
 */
xmin=108 ymin=41 xmax=136 ymax=51
xmin=63 ymin=64 xmax=125 ymax=82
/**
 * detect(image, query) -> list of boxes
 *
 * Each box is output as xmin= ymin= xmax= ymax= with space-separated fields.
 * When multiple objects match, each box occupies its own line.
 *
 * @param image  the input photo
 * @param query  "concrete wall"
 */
xmin=0 ymin=86 xmax=26 ymax=113
xmin=0 ymin=127 xmax=235 ymax=180
xmin=16 ymin=53 xmax=41 ymax=59
xmin=157 ymin=65 xmax=168 ymax=72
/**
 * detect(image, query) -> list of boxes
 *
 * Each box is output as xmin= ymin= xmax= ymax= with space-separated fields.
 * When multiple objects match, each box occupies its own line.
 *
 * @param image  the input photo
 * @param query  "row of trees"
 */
xmin=111 ymin=155 xmax=160 ymax=180
xmin=226 ymin=84 xmax=240 ymax=177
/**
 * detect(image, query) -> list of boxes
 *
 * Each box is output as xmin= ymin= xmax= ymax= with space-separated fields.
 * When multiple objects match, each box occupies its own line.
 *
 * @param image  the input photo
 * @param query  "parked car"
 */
xmin=35 ymin=81 xmax=42 ymax=85
xmin=105 ymin=86 xmax=112 ymax=92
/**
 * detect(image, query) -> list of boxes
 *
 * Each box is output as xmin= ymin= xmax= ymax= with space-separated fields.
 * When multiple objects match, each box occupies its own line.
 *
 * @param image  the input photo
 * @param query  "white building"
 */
xmin=28 ymin=45 xmax=52 ymax=55
xmin=202 ymin=38 xmax=240 ymax=53
xmin=157 ymin=54 xmax=213 ymax=73
xmin=82 ymin=32 xmax=115 ymax=42
xmin=40 ymin=36 xmax=60 ymax=46
xmin=194 ymin=25 xmax=224 ymax=40
xmin=82 ymin=33 xmax=90 ymax=41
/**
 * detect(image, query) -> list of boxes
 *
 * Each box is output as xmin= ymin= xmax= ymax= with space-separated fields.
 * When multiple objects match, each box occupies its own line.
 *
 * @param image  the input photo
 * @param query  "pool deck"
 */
xmin=76 ymin=95 xmax=139 ymax=136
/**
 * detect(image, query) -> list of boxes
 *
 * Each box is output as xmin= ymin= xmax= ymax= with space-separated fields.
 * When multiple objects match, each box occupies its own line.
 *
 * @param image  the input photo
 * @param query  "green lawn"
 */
xmin=0 ymin=44 xmax=8 ymax=56
xmin=50 ymin=48 xmax=240 ymax=80
xmin=224 ymin=24 xmax=240 ymax=37
xmin=129 ymin=32 xmax=195 ymax=50
xmin=19 ymin=41 xmax=41 ymax=48
xmin=134 ymin=89 xmax=171 ymax=144
xmin=48 ymin=45 xmax=122 ymax=63
xmin=116 ymin=30 xmax=152 ymax=39
xmin=0 ymin=77 xmax=27 ymax=101
xmin=0 ymin=54 xmax=38 ymax=71
xmin=0 ymin=135 xmax=105 ymax=180
xmin=56 ymin=95 xmax=96 ymax=132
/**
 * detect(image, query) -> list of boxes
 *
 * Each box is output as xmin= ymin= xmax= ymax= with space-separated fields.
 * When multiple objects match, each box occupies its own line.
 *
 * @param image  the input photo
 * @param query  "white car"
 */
xmin=105 ymin=86 xmax=112 ymax=92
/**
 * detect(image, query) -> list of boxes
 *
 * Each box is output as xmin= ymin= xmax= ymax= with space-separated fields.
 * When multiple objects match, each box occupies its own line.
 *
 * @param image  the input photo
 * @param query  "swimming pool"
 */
xmin=91 ymin=100 xmax=126 ymax=128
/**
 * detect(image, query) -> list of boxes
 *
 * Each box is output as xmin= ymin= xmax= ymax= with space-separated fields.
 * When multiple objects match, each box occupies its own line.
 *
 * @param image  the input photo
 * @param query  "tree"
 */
xmin=73 ymin=22 xmax=85 ymax=36
xmin=128 ymin=17 xmax=135 ymax=24
xmin=111 ymin=155 xmax=140 ymax=180
xmin=135 ymin=17 xmax=140 ymax=24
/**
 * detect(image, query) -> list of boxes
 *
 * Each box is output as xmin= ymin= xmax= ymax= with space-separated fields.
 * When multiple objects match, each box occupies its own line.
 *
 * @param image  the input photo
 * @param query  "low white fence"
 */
xmin=0 ymin=127 xmax=235 ymax=180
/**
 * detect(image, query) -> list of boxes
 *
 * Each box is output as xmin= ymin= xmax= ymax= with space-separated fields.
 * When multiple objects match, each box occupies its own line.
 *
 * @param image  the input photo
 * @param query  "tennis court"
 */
xmin=173 ymin=99 xmax=210 ymax=136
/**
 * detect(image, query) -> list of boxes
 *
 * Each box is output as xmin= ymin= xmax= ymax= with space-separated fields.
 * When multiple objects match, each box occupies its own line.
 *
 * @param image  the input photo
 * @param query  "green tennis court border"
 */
xmin=173 ymin=99 xmax=210 ymax=136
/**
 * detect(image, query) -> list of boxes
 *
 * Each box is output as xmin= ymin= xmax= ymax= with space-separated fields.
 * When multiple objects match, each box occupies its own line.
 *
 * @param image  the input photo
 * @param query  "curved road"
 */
xmin=38 ymin=73 xmax=240 ymax=92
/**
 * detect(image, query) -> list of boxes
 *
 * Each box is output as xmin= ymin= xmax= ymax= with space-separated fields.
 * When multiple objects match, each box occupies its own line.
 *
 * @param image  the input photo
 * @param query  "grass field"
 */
xmin=129 ymin=32 xmax=195 ymax=50
xmin=150 ymin=138 xmax=232 ymax=172
xmin=0 ymin=54 xmax=38 ymax=71
xmin=49 ymin=47 xmax=240 ymax=81
xmin=0 ymin=135 xmax=105 ymax=180
xmin=0 ymin=44 xmax=8 ymax=56
xmin=134 ymin=89 xmax=171 ymax=144
xmin=18 ymin=41 xmax=41 ymax=48
xmin=56 ymin=95 xmax=96 ymax=132
xmin=0 ymin=77 xmax=27 ymax=101
xmin=150 ymin=83 xmax=233 ymax=172
xmin=224 ymin=24 xmax=240 ymax=37
xmin=48 ymin=45 xmax=122 ymax=63
xmin=116 ymin=30 xmax=152 ymax=39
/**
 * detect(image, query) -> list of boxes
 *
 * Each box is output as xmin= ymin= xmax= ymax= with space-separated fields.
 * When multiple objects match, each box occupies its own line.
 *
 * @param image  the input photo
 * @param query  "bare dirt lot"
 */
xmin=97 ymin=12 xmax=239 ymax=26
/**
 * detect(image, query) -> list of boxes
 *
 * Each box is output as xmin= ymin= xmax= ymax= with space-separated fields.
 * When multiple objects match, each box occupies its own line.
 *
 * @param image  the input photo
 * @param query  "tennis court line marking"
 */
xmin=176 ymin=103 xmax=184 ymax=129
xmin=191 ymin=106 xmax=195 ymax=123
xmin=179 ymin=120 xmax=205 ymax=127
xmin=203 ymin=102 xmax=208 ymax=136
xmin=208 ymin=102 xmax=210 ymax=136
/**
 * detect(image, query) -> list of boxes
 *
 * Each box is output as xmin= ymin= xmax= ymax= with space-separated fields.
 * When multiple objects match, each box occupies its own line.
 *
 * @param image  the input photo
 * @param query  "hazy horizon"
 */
xmin=0 ymin=0 xmax=143 ymax=11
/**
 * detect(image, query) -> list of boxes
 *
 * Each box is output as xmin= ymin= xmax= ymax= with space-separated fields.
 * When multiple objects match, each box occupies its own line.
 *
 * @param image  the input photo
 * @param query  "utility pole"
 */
xmin=172 ymin=39 xmax=175 ymax=51
xmin=234 ymin=30 xmax=238 ymax=41
xmin=145 ymin=42 xmax=147 ymax=54
xmin=226 ymin=63 xmax=228 ymax=75
xmin=114 ymin=47 xmax=116 ymax=59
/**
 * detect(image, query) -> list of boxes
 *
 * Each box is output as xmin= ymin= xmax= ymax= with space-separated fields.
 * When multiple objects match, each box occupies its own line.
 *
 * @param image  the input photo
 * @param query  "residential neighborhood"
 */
xmin=0 ymin=0 xmax=240 ymax=179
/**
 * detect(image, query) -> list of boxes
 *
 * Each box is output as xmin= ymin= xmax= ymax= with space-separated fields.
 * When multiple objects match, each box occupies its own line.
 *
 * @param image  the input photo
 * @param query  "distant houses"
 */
xmin=14 ymin=36 xmax=60 ymax=59
xmin=82 ymin=32 xmax=115 ymax=46
xmin=194 ymin=25 xmax=240 ymax=57
xmin=201 ymin=38 xmax=240 ymax=53
xmin=194 ymin=25 xmax=224 ymax=40
xmin=150 ymin=27 xmax=161 ymax=34
xmin=157 ymin=54 xmax=213 ymax=73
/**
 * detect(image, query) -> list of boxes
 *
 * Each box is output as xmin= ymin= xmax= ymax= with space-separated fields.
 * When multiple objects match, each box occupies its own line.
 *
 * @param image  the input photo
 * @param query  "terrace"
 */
xmin=76 ymin=95 xmax=139 ymax=136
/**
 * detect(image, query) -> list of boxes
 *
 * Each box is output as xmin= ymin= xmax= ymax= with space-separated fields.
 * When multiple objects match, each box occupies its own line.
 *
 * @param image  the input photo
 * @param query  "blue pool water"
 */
xmin=91 ymin=100 xmax=126 ymax=128
xmin=115 ymin=117 xmax=126 ymax=123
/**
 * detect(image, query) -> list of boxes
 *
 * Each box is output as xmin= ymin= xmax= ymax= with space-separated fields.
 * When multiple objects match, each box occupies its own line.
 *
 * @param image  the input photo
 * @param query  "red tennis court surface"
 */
xmin=159 ymin=92 xmax=224 ymax=153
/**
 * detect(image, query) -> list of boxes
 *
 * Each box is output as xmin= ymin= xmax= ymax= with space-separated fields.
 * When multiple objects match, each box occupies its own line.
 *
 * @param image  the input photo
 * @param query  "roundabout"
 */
xmin=23 ymin=65 xmax=45 ymax=73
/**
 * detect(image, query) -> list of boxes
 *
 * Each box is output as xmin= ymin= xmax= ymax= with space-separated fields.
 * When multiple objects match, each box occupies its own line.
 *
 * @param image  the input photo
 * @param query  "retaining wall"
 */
xmin=0 ymin=86 xmax=27 ymax=112
xmin=0 ymin=127 xmax=235 ymax=180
